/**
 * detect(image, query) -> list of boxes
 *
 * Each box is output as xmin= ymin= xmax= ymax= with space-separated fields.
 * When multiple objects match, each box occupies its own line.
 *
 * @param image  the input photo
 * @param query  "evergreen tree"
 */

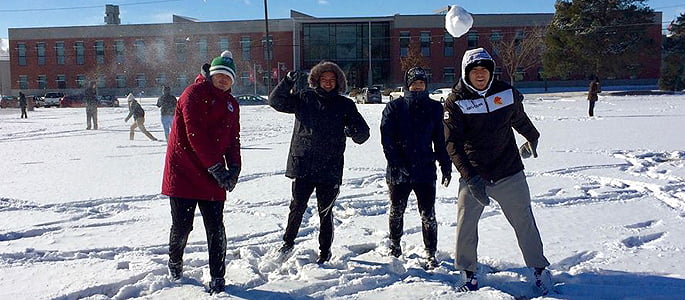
xmin=659 ymin=13 xmax=685 ymax=91
xmin=543 ymin=0 xmax=655 ymax=79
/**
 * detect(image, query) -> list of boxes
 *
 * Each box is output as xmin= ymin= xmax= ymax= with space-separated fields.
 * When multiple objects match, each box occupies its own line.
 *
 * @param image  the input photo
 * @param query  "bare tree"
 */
xmin=492 ymin=26 xmax=546 ymax=86
xmin=400 ymin=40 xmax=427 ymax=74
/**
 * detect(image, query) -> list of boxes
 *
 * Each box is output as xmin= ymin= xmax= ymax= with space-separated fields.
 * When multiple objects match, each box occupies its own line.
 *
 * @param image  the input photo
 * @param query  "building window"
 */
xmin=218 ymin=37 xmax=229 ymax=52
xmin=198 ymin=37 xmax=208 ymax=61
xmin=135 ymin=40 xmax=145 ymax=63
xmin=116 ymin=74 xmax=126 ymax=88
xmin=443 ymin=33 xmax=454 ymax=57
xmin=176 ymin=74 xmax=188 ymax=87
xmin=156 ymin=73 xmax=167 ymax=86
xmin=97 ymin=74 xmax=106 ymax=88
xmin=240 ymin=36 xmax=251 ymax=61
xmin=262 ymin=35 xmax=273 ymax=60
xmin=241 ymin=71 xmax=250 ymax=87
xmin=17 ymin=43 xmax=27 ymax=66
xmin=56 ymin=42 xmax=65 ymax=65
xmin=490 ymin=31 xmax=502 ymax=56
xmin=175 ymin=39 xmax=186 ymax=63
xmin=95 ymin=41 xmax=105 ymax=64
xmin=75 ymin=41 xmax=85 ymax=65
xmin=467 ymin=31 xmax=479 ymax=49
xmin=420 ymin=31 xmax=431 ymax=57
xmin=57 ymin=75 xmax=66 ymax=89
xmin=515 ymin=30 xmax=525 ymax=53
xmin=37 ymin=75 xmax=47 ymax=89
xmin=399 ymin=31 xmax=410 ymax=57
xmin=37 ymin=43 xmax=46 ymax=65
xmin=515 ymin=67 xmax=525 ymax=81
xmin=443 ymin=67 xmax=455 ymax=82
xmin=494 ymin=67 xmax=502 ymax=81
xmin=115 ymin=40 xmax=125 ymax=64
xmin=76 ymin=75 xmax=87 ymax=88
xmin=136 ymin=74 xmax=147 ymax=88
xmin=19 ymin=75 xmax=29 ymax=89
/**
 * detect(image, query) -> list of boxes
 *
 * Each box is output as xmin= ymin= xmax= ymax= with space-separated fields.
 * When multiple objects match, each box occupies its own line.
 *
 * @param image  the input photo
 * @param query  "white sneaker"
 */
xmin=534 ymin=268 xmax=553 ymax=295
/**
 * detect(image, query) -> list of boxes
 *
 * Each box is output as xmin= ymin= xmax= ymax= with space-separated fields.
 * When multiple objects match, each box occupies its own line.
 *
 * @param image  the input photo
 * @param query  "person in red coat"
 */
xmin=161 ymin=50 xmax=240 ymax=295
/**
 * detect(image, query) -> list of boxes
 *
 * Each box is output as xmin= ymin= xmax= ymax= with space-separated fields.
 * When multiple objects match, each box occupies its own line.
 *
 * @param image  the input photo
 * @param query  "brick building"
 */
xmin=7 ymin=9 xmax=662 ymax=97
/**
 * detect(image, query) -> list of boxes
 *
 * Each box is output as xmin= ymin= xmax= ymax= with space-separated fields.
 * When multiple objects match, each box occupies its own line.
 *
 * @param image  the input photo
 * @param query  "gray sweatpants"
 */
xmin=455 ymin=171 xmax=549 ymax=272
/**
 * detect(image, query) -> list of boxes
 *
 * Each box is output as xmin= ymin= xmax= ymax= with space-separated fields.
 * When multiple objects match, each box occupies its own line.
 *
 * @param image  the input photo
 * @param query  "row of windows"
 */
xmin=14 ymin=36 xmax=278 ymax=66
xmin=15 ymin=70 xmax=283 ymax=90
xmin=398 ymin=30 xmax=527 ymax=57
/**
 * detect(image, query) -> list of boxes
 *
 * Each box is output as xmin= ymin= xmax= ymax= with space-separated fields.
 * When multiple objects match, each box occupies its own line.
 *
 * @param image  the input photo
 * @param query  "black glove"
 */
xmin=467 ymin=175 xmax=490 ymax=206
xmin=345 ymin=125 xmax=370 ymax=144
xmin=286 ymin=71 xmax=305 ymax=84
xmin=441 ymin=169 xmax=452 ymax=187
xmin=208 ymin=163 xmax=239 ymax=192
xmin=226 ymin=164 xmax=240 ymax=192
xmin=519 ymin=139 xmax=539 ymax=159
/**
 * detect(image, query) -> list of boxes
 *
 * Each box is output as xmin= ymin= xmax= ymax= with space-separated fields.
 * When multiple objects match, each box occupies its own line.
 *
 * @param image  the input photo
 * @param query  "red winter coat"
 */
xmin=161 ymin=76 xmax=241 ymax=201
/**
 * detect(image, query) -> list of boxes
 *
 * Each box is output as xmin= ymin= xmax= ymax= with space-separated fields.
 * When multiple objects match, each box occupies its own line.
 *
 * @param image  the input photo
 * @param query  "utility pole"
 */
xmin=264 ymin=0 xmax=272 ymax=94
xmin=367 ymin=21 xmax=372 ymax=88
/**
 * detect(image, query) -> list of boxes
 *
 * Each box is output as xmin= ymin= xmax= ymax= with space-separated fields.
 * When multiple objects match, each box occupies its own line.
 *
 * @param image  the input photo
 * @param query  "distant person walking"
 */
xmin=587 ymin=77 xmax=601 ymax=117
xmin=84 ymin=81 xmax=98 ymax=130
xmin=156 ymin=85 xmax=177 ymax=140
xmin=124 ymin=93 xmax=158 ymax=141
xmin=19 ymin=92 xmax=27 ymax=118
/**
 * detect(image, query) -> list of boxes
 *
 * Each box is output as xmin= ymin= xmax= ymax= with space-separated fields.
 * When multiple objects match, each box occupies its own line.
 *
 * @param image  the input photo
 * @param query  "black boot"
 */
xmin=389 ymin=240 xmax=402 ymax=257
xmin=208 ymin=277 xmax=225 ymax=295
xmin=317 ymin=250 xmax=332 ymax=264
xmin=168 ymin=260 xmax=183 ymax=280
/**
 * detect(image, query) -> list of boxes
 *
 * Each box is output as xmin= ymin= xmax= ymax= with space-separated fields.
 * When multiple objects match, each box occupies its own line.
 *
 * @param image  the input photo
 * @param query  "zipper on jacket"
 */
xmin=482 ymin=95 xmax=490 ymax=112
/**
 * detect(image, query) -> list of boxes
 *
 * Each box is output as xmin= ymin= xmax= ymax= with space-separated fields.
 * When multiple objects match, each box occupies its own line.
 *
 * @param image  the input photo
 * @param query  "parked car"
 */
xmin=389 ymin=86 xmax=406 ymax=100
xmin=235 ymin=94 xmax=267 ymax=105
xmin=32 ymin=95 xmax=45 ymax=108
xmin=355 ymin=87 xmax=382 ymax=104
xmin=0 ymin=95 xmax=19 ymax=108
xmin=59 ymin=94 xmax=86 ymax=108
xmin=430 ymin=88 xmax=452 ymax=103
xmin=98 ymin=95 xmax=120 ymax=107
xmin=43 ymin=92 xmax=65 ymax=107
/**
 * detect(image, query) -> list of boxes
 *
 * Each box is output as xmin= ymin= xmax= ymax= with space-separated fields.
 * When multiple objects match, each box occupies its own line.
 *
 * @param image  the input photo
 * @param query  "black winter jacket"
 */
xmin=269 ymin=79 xmax=370 ymax=184
xmin=381 ymin=91 xmax=451 ymax=184
xmin=156 ymin=93 xmax=178 ymax=116
xmin=444 ymin=80 xmax=539 ymax=182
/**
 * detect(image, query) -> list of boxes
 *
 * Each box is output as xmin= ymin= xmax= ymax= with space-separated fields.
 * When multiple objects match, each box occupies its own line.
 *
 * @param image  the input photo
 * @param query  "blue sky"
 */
xmin=0 ymin=0 xmax=683 ymax=41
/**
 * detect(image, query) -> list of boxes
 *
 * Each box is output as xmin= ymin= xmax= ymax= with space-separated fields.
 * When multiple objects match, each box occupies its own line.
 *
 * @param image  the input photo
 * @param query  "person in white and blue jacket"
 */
xmin=443 ymin=48 xmax=552 ymax=294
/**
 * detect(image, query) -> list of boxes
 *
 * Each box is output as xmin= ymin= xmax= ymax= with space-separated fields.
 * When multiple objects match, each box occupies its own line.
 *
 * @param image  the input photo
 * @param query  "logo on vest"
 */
xmin=494 ymin=96 xmax=503 ymax=105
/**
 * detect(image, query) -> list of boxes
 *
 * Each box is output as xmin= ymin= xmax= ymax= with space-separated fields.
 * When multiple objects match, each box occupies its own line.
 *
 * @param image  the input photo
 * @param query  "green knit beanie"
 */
xmin=209 ymin=50 xmax=236 ymax=82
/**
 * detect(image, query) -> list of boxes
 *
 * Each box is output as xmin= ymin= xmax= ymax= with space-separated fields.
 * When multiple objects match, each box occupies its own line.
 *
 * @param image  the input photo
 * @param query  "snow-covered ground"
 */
xmin=1 ymin=92 xmax=684 ymax=300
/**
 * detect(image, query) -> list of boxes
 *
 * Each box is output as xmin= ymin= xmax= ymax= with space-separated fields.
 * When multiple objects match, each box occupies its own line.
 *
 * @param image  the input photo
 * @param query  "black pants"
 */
xmin=283 ymin=178 xmax=339 ymax=253
xmin=169 ymin=197 xmax=226 ymax=279
xmin=388 ymin=182 xmax=438 ymax=252
xmin=588 ymin=100 xmax=596 ymax=117
xmin=20 ymin=107 xmax=27 ymax=118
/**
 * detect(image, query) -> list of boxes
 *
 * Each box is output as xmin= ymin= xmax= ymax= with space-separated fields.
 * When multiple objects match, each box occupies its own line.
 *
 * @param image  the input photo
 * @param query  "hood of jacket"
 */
xmin=460 ymin=47 xmax=495 ymax=95
xmin=308 ymin=61 xmax=347 ymax=94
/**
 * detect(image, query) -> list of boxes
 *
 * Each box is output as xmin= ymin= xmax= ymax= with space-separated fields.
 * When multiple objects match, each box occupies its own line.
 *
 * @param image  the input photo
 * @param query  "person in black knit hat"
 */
xmin=380 ymin=66 xmax=452 ymax=269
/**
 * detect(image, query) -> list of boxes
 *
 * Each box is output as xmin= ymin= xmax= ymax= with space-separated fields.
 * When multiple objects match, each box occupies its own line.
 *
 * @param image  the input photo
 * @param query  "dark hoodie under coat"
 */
xmin=444 ymin=48 xmax=540 ymax=182
xmin=269 ymin=61 xmax=370 ymax=184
